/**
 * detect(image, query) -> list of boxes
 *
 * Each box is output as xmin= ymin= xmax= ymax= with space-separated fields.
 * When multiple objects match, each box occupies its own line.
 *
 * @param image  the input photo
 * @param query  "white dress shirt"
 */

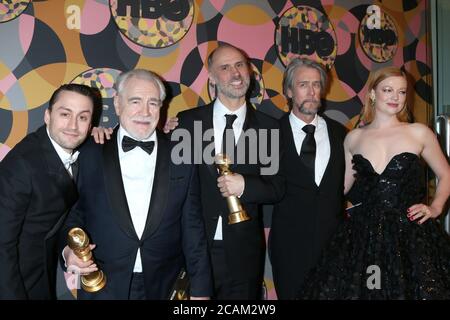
xmin=289 ymin=112 xmax=330 ymax=186
xmin=212 ymin=99 xmax=246 ymax=240
xmin=117 ymin=127 xmax=157 ymax=272
xmin=213 ymin=99 xmax=247 ymax=155
xmin=46 ymin=128 xmax=79 ymax=178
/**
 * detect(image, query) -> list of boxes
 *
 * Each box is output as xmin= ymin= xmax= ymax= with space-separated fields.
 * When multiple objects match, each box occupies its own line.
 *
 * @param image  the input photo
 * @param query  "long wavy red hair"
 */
xmin=360 ymin=67 xmax=410 ymax=125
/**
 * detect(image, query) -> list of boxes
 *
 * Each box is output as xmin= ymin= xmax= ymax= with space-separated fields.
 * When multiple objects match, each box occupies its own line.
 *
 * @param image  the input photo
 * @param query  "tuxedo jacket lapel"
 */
xmin=38 ymin=126 xmax=78 ymax=208
xmin=103 ymin=128 xmax=139 ymax=240
xmin=231 ymin=104 xmax=256 ymax=170
xmin=37 ymin=126 xmax=78 ymax=245
xmin=241 ymin=104 xmax=255 ymax=132
xmin=319 ymin=116 xmax=339 ymax=188
xmin=200 ymin=103 xmax=218 ymax=179
xmin=141 ymin=131 xmax=170 ymax=240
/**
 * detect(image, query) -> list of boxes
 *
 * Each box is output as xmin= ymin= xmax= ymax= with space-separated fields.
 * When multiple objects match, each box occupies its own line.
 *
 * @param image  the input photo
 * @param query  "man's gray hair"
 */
xmin=282 ymin=58 xmax=327 ymax=97
xmin=115 ymin=69 xmax=166 ymax=101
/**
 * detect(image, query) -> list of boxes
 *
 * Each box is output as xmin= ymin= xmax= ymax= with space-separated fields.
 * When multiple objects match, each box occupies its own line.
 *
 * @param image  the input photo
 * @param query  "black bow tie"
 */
xmin=122 ymin=136 xmax=155 ymax=155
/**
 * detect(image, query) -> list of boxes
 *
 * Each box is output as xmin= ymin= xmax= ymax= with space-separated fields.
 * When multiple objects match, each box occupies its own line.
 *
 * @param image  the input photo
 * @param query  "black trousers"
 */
xmin=211 ymin=241 xmax=261 ymax=300
xmin=129 ymin=272 xmax=146 ymax=300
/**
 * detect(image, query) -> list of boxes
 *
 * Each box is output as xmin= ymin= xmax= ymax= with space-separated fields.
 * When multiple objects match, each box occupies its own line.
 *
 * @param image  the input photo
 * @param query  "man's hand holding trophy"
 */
xmin=64 ymin=227 xmax=106 ymax=292
xmin=215 ymin=153 xmax=251 ymax=224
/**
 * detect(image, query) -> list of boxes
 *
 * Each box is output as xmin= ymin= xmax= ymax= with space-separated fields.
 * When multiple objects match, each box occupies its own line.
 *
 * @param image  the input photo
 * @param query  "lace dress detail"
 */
xmin=299 ymin=152 xmax=450 ymax=299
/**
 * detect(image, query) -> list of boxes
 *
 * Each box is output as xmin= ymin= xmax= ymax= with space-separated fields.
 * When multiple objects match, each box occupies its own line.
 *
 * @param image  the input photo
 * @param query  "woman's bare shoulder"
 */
xmin=407 ymin=122 xmax=433 ymax=137
xmin=344 ymin=127 xmax=365 ymax=148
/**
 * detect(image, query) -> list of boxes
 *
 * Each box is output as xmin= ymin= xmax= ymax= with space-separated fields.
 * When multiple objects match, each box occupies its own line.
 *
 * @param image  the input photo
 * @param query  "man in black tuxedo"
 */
xmin=269 ymin=58 xmax=347 ymax=299
xmin=172 ymin=44 xmax=284 ymax=299
xmin=62 ymin=69 xmax=212 ymax=300
xmin=0 ymin=84 xmax=96 ymax=299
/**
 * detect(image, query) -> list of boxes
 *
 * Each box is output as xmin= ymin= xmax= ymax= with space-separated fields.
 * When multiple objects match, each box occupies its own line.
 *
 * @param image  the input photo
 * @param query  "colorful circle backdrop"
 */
xmin=0 ymin=0 xmax=433 ymax=300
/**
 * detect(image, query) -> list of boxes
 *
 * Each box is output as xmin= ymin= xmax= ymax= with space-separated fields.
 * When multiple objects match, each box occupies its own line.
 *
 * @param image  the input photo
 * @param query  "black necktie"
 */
xmin=71 ymin=160 xmax=79 ymax=183
xmin=300 ymin=124 xmax=316 ymax=178
xmin=122 ymin=136 xmax=155 ymax=155
xmin=222 ymin=114 xmax=237 ymax=159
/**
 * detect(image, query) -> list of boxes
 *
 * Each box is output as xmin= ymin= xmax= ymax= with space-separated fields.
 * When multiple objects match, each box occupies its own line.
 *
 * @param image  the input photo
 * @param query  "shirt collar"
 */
xmin=213 ymin=98 xmax=247 ymax=122
xmin=46 ymin=127 xmax=79 ymax=169
xmin=289 ymin=111 xmax=319 ymax=130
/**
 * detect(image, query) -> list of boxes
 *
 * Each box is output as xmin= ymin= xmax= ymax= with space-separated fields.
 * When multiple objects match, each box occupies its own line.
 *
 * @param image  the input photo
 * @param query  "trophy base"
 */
xmin=228 ymin=211 xmax=251 ymax=224
xmin=177 ymin=290 xmax=188 ymax=300
xmin=81 ymin=270 xmax=106 ymax=293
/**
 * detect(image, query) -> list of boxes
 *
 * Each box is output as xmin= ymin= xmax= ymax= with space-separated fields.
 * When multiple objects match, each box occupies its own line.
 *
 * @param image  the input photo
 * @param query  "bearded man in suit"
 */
xmin=269 ymin=58 xmax=347 ymax=299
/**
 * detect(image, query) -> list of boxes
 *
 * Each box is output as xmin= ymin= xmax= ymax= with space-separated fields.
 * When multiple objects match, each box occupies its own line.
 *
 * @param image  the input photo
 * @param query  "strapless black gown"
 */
xmin=299 ymin=152 xmax=450 ymax=299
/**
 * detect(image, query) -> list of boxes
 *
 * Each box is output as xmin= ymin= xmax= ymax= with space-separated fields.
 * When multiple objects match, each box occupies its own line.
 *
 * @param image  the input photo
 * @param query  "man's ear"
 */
xmin=113 ymin=95 xmax=121 ymax=116
xmin=44 ymin=109 xmax=50 ymax=125
xmin=208 ymin=72 xmax=216 ymax=87
xmin=286 ymin=88 xmax=293 ymax=99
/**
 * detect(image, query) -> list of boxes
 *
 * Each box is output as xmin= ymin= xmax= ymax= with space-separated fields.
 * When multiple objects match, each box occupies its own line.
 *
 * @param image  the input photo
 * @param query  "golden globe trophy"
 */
xmin=67 ymin=227 xmax=106 ymax=293
xmin=215 ymin=153 xmax=251 ymax=224
xmin=168 ymin=268 xmax=189 ymax=300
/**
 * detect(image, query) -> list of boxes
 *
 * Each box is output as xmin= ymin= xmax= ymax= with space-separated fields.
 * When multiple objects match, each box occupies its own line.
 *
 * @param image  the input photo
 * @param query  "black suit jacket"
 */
xmin=62 ymin=129 xmax=212 ymax=299
xmin=269 ymin=113 xmax=347 ymax=299
xmin=175 ymin=103 xmax=285 ymax=283
xmin=0 ymin=125 xmax=77 ymax=299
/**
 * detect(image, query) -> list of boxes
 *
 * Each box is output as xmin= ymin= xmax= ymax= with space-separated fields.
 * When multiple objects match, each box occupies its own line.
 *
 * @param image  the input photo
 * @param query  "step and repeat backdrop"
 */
xmin=0 ymin=0 xmax=431 ymax=299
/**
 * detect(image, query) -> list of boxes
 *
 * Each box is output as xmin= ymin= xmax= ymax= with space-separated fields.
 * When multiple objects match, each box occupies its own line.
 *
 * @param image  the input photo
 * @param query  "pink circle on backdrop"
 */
xmin=0 ymin=144 xmax=12 ymax=161
xmin=183 ymin=41 xmax=215 ymax=97
xmin=160 ymin=22 xmax=198 ymax=82
xmin=341 ymin=10 xmax=360 ymax=34
xmin=0 ymin=73 xmax=18 ymax=95
xmin=19 ymin=14 xmax=34 ymax=54
xmin=321 ymin=0 xmax=336 ymax=5
xmin=408 ymin=12 xmax=422 ymax=39
xmin=333 ymin=21 xmax=351 ymax=55
xmin=80 ymin=0 xmax=110 ymax=35
xmin=415 ymin=40 xmax=427 ymax=64
xmin=119 ymin=33 xmax=143 ymax=54
xmin=189 ymin=67 xmax=209 ymax=99
xmin=209 ymin=0 xmax=226 ymax=13
xmin=167 ymin=41 xmax=212 ymax=97
xmin=217 ymin=16 xmax=274 ymax=60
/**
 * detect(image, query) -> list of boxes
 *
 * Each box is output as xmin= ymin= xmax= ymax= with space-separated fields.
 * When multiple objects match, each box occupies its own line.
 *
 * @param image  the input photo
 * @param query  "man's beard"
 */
xmin=216 ymin=77 xmax=250 ymax=100
xmin=296 ymin=99 xmax=321 ymax=115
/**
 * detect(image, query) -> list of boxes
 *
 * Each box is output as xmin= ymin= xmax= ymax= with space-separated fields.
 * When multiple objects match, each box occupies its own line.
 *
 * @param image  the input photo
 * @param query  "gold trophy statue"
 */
xmin=168 ymin=268 xmax=190 ymax=300
xmin=215 ymin=153 xmax=251 ymax=224
xmin=67 ymin=227 xmax=106 ymax=292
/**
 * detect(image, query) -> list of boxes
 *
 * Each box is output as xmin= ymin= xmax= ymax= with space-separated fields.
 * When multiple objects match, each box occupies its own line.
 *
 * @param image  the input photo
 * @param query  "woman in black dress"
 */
xmin=299 ymin=67 xmax=450 ymax=299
